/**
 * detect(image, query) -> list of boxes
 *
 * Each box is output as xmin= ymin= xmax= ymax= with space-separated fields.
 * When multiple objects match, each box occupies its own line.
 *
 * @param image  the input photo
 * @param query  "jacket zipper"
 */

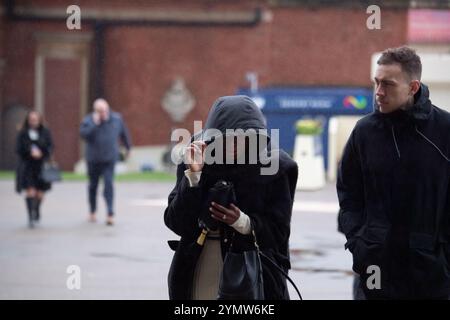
xmin=391 ymin=125 xmax=401 ymax=159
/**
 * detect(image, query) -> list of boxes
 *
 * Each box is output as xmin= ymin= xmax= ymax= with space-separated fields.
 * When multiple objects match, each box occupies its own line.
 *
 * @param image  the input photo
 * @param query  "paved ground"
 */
xmin=0 ymin=179 xmax=354 ymax=300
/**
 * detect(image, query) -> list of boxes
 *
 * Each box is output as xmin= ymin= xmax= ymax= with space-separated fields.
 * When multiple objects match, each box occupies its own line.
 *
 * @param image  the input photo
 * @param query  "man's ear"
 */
xmin=410 ymin=80 xmax=421 ymax=96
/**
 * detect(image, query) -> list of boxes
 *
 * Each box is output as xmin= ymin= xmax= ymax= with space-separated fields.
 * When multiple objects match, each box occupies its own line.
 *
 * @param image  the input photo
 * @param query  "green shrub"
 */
xmin=295 ymin=119 xmax=323 ymax=135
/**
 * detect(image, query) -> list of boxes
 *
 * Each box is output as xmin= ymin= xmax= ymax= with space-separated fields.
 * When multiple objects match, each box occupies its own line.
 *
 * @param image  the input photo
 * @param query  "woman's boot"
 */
xmin=25 ymin=197 xmax=36 ymax=228
xmin=34 ymin=198 xmax=42 ymax=222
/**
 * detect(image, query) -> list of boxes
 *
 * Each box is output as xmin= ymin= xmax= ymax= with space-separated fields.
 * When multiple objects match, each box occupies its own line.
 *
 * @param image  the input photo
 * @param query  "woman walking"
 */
xmin=164 ymin=96 xmax=298 ymax=300
xmin=15 ymin=110 xmax=54 ymax=228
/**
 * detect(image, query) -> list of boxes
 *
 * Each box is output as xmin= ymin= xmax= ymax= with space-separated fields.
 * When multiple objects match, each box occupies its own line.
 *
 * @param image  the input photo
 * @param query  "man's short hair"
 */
xmin=377 ymin=46 xmax=422 ymax=81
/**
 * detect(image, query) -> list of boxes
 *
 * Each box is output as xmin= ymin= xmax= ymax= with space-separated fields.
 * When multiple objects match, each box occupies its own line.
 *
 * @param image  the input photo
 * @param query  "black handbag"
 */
xmin=40 ymin=161 xmax=62 ymax=183
xmin=217 ymin=230 xmax=265 ymax=300
xmin=218 ymin=229 xmax=303 ymax=300
xmin=206 ymin=180 xmax=303 ymax=300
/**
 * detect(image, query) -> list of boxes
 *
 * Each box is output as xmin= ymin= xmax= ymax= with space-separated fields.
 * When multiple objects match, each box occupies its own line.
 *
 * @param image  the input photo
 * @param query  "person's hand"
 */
xmin=184 ymin=141 xmax=206 ymax=172
xmin=31 ymin=147 xmax=43 ymax=160
xmin=123 ymin=149 xmax=130 ymax=161
xmin=92 ymin=112 xmax=101 ymax=125
xmin=210 ymin=202 xmax=240 ymax=225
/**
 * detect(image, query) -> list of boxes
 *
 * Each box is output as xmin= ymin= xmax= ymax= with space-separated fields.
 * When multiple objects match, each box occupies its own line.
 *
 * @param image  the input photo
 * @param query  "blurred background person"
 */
xmin=15 ymin=110 xmax=54 ymax=229
xmin=79 ymin=98 xmax=132 ymax=226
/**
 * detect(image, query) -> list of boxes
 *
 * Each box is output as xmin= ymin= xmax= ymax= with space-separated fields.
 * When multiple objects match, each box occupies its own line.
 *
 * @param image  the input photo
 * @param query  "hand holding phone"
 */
xmin=92 ymin=112 xmax=101 ymax=125
xmin=184 ymin=141 xmax=206 ymax=172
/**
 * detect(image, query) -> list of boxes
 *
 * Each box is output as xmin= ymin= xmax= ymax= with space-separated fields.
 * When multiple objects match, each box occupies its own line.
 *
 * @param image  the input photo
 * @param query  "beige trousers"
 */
xmin=192 ymin=233 xmax=223 ymax=300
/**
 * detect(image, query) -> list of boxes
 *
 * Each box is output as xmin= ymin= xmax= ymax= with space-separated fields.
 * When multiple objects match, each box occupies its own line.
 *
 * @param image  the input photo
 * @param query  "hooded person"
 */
xmin=164 ymin=95 xmax=298 ymax=300
xmin=337 ymin=46 xmax=450 ymax=299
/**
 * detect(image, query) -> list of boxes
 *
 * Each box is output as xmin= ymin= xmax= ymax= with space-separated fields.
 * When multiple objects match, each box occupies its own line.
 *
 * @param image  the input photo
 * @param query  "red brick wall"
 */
xmin=2 ymin=21 xmax=37 ymax=110
xmin=1 ymin=1 xmax=408 ymax=157
xmin=0 ymin=12 xmax=5 ymax=163
xmin=103 ymin=23 xmax=274 ymax=146
xmin=102 ymin=8 xmax=407 ymax=146
xmin=13 ymin=0 xmax=265 ymax=11
xmin=0 ymin=12 xmax=5 ymax=104
xmin=269 ymin=8 xmax=407 ymax=86
xmin=44 ymin=58 xmax=82 ymax=170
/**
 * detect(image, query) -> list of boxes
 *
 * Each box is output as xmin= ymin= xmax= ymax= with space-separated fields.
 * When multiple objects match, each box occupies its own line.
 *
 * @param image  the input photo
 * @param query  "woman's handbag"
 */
xmin=217 ymin=230 xmax=265 ymax=300
xmin=217 ymin=229 xmax=303 ymax=300
xmin=40 ymin=161 xmax=62 ymax=183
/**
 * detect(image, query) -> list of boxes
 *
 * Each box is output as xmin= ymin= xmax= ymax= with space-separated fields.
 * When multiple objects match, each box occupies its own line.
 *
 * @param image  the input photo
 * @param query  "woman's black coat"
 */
xmin=164 ymin=96 xmax=298 ymax=300
xmin=15 ymin=126 xmax=53 ymax=193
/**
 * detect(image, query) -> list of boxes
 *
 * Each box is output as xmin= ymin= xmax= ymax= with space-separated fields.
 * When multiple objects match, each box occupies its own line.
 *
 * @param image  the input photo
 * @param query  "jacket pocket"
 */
xmin=409 ymin=233 xmax=450 ymax=297
xmin=351 ymin=226 xmax=388 ymax=276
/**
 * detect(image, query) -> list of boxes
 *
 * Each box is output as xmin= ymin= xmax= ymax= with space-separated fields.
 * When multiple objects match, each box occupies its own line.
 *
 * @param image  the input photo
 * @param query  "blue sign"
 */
xmin=238 ymin=87 xmax=373 ymax=114
xmin=236 ymin=86 xmax=373 ymax=170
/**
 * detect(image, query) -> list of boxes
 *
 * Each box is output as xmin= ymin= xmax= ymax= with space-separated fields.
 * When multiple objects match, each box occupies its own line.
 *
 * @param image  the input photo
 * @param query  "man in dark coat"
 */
xmin=164 ymin=95 xmax=298 ymax=300
xmin=337 ymin=46 xmax=450 ymax=299
xmin=80 ymin=98 xmax=131 ymax=226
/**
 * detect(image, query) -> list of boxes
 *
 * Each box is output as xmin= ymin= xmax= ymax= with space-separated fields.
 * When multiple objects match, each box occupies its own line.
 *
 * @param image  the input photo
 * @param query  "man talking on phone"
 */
xmin=80 ymin=98 xmax=132 ymax=226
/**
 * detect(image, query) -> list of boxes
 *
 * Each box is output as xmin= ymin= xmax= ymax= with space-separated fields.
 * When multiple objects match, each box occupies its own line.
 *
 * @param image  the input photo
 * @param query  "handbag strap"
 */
xmin=259 ymin=251 xmax=303 ymax=300
xmin=248 ymin=227 xmax=303 ymax=300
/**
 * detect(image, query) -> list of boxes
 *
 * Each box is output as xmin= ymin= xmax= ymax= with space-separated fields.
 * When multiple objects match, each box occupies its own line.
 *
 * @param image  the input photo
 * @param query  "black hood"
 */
xmin=201 ymin=95 xmax=267 ymax=142
xmin=197 ymin=95 xmax=295 ymax=180
xmin=407 ymin=83 xmax=432 ymax=121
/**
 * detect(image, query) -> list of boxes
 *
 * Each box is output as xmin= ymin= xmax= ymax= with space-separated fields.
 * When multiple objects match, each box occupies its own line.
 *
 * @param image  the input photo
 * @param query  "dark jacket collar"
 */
xmin=406 ymin=83 xmax=432 ymax=121
xmin=373 ymin=83 xmax=433 ymax=126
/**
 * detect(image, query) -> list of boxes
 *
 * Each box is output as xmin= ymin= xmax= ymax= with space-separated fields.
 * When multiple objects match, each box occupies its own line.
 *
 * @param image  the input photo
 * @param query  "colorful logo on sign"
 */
xmin=343 ymin=95 xmax=367 ymax=110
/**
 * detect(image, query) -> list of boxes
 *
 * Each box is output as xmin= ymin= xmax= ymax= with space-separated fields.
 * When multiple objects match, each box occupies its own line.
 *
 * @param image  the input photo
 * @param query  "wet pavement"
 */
xmin=0 ymin=179 xmax=353 ymax=300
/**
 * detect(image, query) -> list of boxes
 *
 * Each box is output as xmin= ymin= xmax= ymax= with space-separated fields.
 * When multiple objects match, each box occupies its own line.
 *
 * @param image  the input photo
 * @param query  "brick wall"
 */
xmin=0 ymin=1 xmax=407 ymax=168
xmin=102 ymin=7 xmax=407 ymax=146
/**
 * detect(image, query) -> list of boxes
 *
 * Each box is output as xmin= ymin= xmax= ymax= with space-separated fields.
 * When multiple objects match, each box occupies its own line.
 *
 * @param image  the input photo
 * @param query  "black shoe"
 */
xmin=31 ymin=209 xmax=39 ymax=223
xmin=106 ymin=217 xmax=114 ymax=226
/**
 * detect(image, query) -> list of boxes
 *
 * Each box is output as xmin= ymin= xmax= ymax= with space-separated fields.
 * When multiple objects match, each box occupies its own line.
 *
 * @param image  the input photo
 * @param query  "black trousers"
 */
xmin=87 ymin=161 xmax=115 ymax=216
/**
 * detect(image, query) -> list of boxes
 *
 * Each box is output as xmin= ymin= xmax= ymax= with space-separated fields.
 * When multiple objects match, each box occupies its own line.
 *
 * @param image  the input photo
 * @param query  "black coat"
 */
xmin=337 ymin=84 xmax=450 ymax=299
xmin=164 ymin=96 xmax=298 ymax=300
xmin=79 ymin=112 xmax=132 ymax=163
xmin=15 ymin=126 xmax=53 ymax=193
